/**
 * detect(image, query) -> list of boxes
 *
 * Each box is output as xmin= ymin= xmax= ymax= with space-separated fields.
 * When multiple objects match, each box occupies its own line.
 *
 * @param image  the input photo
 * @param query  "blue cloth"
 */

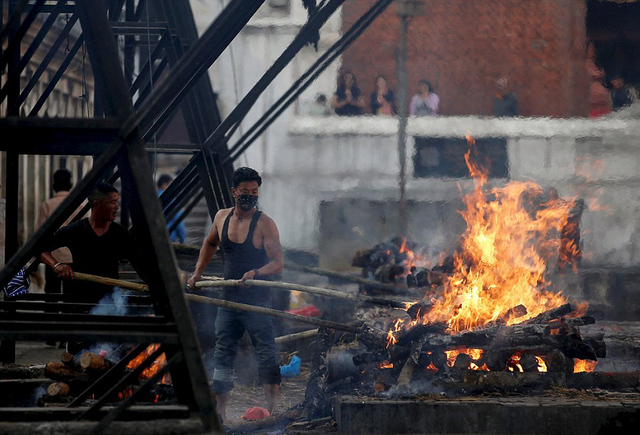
xmin=157 ymin=188 xmax=187 ymax=244
xmin=280 ymin=355 xmax=301 ymax=378
xmin=212 ymin=307 xmax=281 ymax=394
xmin=3 ymin=267 xmax=30 ymax=298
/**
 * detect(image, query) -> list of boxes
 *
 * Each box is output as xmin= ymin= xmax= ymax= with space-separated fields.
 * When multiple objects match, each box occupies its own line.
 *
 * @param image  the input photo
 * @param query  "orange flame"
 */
xmin=126 ymin=344 xmax=171 ymax=384
xmin=378 ymin=361 xmax=394 ymax=369
xmin=387 ymin=135 xmax=587 ymax=344
xmin=573 ymin=359 xmax=597 ymax=373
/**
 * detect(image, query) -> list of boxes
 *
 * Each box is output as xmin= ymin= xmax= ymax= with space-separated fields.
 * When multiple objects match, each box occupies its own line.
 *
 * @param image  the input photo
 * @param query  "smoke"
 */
xmin=32 ymin=385 xmax=48 ymax=403
xmin=89 ymin=287 xmax=129 ymax=316
xmin=78 ymin=287 xmax=133 ymax=359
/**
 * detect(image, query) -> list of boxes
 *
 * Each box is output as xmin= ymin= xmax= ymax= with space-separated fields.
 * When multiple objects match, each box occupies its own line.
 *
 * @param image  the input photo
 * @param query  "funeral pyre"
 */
xmin=346 ymin=139 xmax=605 ymax=395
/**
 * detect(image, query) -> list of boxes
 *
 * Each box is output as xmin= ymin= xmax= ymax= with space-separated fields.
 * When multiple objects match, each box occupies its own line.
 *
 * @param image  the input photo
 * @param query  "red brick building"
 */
xmin=339 ymin=0 xmax=640 ymax=118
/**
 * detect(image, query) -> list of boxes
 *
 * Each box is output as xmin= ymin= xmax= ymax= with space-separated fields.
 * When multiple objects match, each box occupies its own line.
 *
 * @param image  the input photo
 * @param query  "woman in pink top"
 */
xmin=409 ymin=79 xmax=439 ymax=116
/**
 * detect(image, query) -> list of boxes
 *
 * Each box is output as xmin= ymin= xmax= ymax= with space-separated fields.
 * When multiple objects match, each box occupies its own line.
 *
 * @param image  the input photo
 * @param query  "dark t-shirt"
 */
xmin=46 ymin=219 xmax=146 ymax=302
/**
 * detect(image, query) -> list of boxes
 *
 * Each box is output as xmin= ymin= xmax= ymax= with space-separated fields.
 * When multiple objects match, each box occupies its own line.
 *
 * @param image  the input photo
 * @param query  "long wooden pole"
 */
xmin=284 ymin=262 xmax=413 ymax=294
xmin=194 ymin=279 xmax=410 ymax=309
xmin=67 ymin=272 xmax=366 ymax=335
xmin=185 ymin=294 xmax=361 ymax=333
xmin=72 ymin=272 xmax=149 ymax=292
xmin=275 ymin=329 xmax=319 ymax=344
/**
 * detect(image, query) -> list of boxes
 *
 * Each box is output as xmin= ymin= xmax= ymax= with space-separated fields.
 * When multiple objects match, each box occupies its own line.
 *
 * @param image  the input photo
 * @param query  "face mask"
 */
xmin=237 ymin=194 xmax=258 ymax=211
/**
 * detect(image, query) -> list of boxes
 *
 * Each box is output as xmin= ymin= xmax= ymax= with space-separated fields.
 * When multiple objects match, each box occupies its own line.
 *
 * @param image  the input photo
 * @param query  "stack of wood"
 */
xmin=40 ymin=351 xmax=115 ymax=404
xmin=352 ymin=237 xmax=415 ymax=285
xmin=351 ymin=303 xmax=606 ymax=394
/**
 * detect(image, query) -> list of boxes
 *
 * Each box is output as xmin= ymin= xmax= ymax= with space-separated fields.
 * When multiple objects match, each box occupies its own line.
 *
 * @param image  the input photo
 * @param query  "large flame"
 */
xmin=394 ymin=136 xmax=584 ymax=336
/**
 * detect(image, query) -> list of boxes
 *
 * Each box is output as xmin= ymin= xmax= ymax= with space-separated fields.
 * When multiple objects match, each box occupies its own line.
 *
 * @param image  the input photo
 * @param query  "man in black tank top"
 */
xmin=188 ymin=167 xmax=284 ymax=422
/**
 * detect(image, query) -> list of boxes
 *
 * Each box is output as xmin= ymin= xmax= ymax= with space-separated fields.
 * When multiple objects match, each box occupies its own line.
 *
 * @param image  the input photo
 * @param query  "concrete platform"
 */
xmin=334 ymin=394 xmax=640 ymax=435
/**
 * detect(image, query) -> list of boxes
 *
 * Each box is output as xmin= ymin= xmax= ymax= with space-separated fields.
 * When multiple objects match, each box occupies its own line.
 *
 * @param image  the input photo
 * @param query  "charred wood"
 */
xmin=406 ymin=300 xmax=434 ymax=320
xmin=395 ymin=322 xmax=448 ymax=347
xmin=522 ymin=303 xmax=574 ymax=324
xmin=485 ymin=349 xmax=510 ymax=372
xmin=519 ymin=353 xmax=540 ymax=372
xmin=545 ymin=350 xmax=573 ymax=374
xmin=430 ymin=350 xmax=448 ymax=370
xmin=546 ymin=316 xmax=595 ymax=331
xmin=453 ymin=353 xmax=472 ymax=371
xmin=357 ymin=324 xmax=388 ymax=350
xmin=352 ymin=350 xmax=389 ymax=367
xmin=303 ymin=327 xmax=334 ymax=419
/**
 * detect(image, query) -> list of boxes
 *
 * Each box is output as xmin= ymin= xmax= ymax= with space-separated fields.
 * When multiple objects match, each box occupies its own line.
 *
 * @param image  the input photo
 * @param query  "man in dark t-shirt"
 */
xmin=40 ymin=182 xmax=147 ymax=304
xmin=40 ymin=182 xmax=148 ymax=354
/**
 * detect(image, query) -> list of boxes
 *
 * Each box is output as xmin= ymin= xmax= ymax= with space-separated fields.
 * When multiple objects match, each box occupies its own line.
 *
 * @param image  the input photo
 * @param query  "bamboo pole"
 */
xmin=185 ymin=294 xmax=360 ymax=333
xmin=275 ymin=329 xmax=319 ymax=344
xmin=68 ymin=272 xmax=368 ymax=336
xmin=284 ymin=262 xmax=414 ymax=294
xmin=194 ymin=279 xmax=410 ymax=309
xmin=72 ymin=272 xmax=149 ymax=292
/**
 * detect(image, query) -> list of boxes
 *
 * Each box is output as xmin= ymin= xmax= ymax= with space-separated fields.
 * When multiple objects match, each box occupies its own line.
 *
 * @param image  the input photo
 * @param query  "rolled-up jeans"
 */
xmin=211 ymin=306 xmax=281 ymax=394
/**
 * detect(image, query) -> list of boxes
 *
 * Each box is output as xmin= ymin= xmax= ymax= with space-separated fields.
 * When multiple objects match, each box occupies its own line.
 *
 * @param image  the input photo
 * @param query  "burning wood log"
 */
xmin=396 ymin=341 xmax=423 ymax=390
xmin=46 ymin=382 xmax=71 ymax=397
xmin=546 ymin=316 xmax=595 ymax=330
xmin=522 ymin=303 xmax=574 ymax=324
xmin=519 ymin=353 xmax=540 ymax=372
xmin=44 ymin=362 xmax=90 ymax=383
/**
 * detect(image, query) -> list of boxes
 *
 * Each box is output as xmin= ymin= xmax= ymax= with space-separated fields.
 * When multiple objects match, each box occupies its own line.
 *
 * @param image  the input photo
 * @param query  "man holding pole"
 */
xmin=39 ymin=182 xmax=148 ymax=351
xmin=187 ymin=166 xmax=284 ymax=422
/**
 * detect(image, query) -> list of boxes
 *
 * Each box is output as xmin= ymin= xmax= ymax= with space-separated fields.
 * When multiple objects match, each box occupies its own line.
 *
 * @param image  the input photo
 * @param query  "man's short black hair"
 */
xmin=52 ymin=169 xmax=72 ymax=192
xmin=232 ymin=167 xmax=262 ymax=188
xmin=88 ymin=182 xmax=118 ymax=206
xmin=157 ymin=174 xmax=173 ymax=189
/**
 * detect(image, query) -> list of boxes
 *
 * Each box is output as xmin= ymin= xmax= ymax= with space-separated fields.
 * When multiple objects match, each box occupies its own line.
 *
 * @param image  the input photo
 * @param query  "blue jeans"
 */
xmin=211 ymin=307 xmax=281 ymax=394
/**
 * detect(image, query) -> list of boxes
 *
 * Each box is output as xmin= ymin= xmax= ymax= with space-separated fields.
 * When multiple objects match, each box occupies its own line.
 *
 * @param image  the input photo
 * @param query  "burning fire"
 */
xmin=126 ymin=344 xmax=171 ymax=384
xmin=386 ymin=136 xmax=591 ymax=370
xmin=574 ymin=359 xmax=597 ymax=373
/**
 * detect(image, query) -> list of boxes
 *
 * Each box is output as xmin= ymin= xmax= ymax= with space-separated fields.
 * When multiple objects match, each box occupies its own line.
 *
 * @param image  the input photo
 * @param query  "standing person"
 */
xmin=330 ymin=71 xmax=365 ymax=116
xmin=370 ymin=74 xmax=396 ymax=116
xmin=157 ymin=173 xmax=188 ymax=244
xmin=40 ymin=182 xmax=149 ymax=353
xmin=610 ymin=75 xmax=636 ymax=111
xmin=36 ymin=169 xmax=74 ymax=297
xmin=187 ymin=167 xmax=284 ymax=422
xmin=409 ymin=79 xmax=439 ymax=117
xmin=491 ymin=76 xmax=519 ymax=117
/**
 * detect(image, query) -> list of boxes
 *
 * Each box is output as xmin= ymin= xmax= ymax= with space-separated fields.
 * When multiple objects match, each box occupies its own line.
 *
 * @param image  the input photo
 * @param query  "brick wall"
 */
xmin=340 ymin=0 xmax=590 ymax=117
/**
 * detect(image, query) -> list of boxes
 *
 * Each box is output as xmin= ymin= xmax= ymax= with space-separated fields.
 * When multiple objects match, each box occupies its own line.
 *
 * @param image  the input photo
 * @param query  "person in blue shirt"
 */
xmin=157 ymin=174 xmax=187 ymax=244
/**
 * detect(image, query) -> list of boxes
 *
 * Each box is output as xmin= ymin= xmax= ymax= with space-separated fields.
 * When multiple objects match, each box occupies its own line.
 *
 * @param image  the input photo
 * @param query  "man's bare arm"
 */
xmin=241 ymin=216 xmax=284 ymax=282
xmin=40 ymin=252 xmax=73 ymax=279
xmin=187 ymin=211 xmax=223 ymax=288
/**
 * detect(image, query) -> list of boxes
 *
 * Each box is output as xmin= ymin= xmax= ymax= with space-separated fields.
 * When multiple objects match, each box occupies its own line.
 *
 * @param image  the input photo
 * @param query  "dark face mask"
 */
xmin=237 ymin=194 xmax=258 ymax=211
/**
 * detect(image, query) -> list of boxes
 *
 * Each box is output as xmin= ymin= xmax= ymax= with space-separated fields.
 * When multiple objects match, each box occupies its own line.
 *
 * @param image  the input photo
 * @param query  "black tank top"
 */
xmin=220 ymin=209 xmax=270 ymax=304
